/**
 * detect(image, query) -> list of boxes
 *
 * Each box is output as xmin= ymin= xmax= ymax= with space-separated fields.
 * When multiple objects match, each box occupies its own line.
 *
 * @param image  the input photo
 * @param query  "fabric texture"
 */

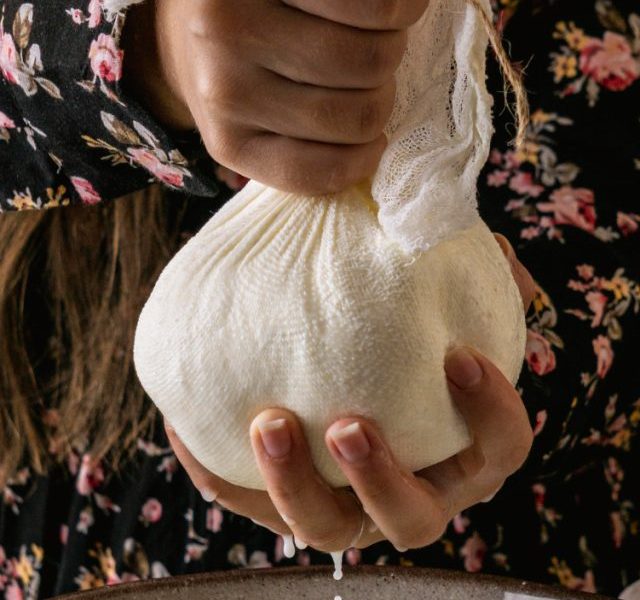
xmin=1 ymin=0 xmax=640 ymax=598
xmin=373 ymin=0 xmax=494 ymax=253
xmin=0 ymin=0 xmax=219 ymax=210
xmin=134 ymin=182 xmax=524 ymax=489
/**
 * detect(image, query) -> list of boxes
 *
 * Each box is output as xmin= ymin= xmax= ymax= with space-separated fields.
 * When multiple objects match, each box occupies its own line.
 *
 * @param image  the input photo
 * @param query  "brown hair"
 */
xmin=0 ymin=187 xmax=186 ymax=487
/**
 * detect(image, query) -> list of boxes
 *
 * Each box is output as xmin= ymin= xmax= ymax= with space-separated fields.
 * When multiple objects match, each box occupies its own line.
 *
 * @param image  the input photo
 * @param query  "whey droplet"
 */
xmin=294 ymin=535 xmax=308 ymax=550
xmin=282 ymin=534 xmax=295 ymax=559
xmin=330 ymin=551 xmax=344 ymax=581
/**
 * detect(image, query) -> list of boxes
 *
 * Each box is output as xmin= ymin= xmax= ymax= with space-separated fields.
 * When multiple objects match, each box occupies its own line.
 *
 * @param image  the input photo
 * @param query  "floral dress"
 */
xmin=1 ymin=0 xmax=640 ymax=598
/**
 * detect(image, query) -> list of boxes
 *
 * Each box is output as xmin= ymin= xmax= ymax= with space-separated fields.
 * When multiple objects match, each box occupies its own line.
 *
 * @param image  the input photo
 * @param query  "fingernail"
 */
xmin=445 ymin=347 xmax=483 ymax=389
xmin=201 ymin=488 xmax=217 ymax=503
xmin=294 ymin=535 xmax=308 ymax=550
xmin=329 ymin=422 xmax=371 ymax=463
xmin=257 ymin=418 xmax=291 ymax=458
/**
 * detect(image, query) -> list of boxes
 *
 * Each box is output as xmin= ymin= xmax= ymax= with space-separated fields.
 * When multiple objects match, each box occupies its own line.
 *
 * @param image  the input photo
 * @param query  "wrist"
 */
xmin=121 ymin=0 xmax=195 ymax=131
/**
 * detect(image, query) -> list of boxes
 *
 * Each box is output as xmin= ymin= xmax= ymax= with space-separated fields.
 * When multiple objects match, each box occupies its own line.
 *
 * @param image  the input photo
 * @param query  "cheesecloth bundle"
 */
xmin=134 ymin=0 xmax=527 ymax=490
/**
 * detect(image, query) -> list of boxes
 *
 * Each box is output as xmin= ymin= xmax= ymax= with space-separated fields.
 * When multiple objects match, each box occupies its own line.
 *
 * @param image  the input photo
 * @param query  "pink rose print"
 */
xmin=610 ymin=511 xmax=624 ymax=549
xmin=617 ymin=211 xmax=639 ymax=236
xmin=70 ymin=176 xmax=101 ymax=205
xmin=206 ymin=506 xmax=224 ymax=533
xmin=88 ymin=0 xmax=103 ymax=28
xmin=580 ymin=32 xmax=639 ymax=92
xmin=593 ymin=335 xmax=614 ymax=379
xmin=532 ymin=483 xmax=546 ymax=512
xmin=525 ymin=329 xmax=557 ymax=376
xmin=0 ymin=32 xmax=19 ymax=84
xmin=5 ymin=583 xmax=23 ymax=600
xmin=533 ymin=409 xmax=548 ymax=436
xmin=185 ymin=542 xmax=208 ymax=563
xmin=69 ymin=8 xmax=84 ymax=24
xmin=453 ymin=513 xmax=470 ymax=534
xmin=460 ymin=532 xmax=487 ymax=573
xmin=94 ymin=493 xmax=121 ymax=514
xmin=128 ymin=148 xmax=185 ymax=187
xmin=346 ymin=548 xmax=361 ymax=566
xmin=488 ymin=149 xmax=502 ymax=165
xmin=0 ymin=110 xmax=16 ymax=129
xmin=487 ymin=170 xmax=510 ymax=187
xmin=77 ymin=506 xmax=95 ymax=534
xmin=509 ymin=172 xmax=544 ymax=197
xmin=577 ymin=264 xmax=594 ymax=280
xmin=537 ymin=186 xmax=597 ymax=233
xmin=76 ymin=454 xmax=105 ymax=496
xmin=89 ymin=33 xmax=123 ymax=82
xmin=585 ymin=290 xmax=608 ymax=327
xmin=60 ymin=525 xmax=69 ymax=545
xmin=141 ymin=498 xmax=163 ymax=524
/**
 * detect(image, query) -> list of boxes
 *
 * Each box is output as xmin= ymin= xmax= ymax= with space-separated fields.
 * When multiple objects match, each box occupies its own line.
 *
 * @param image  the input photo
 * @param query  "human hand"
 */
xmin=122 ymin=0 xmax=431 ymax=195
xmin=166 ymin=235 xmax=535 ymax=551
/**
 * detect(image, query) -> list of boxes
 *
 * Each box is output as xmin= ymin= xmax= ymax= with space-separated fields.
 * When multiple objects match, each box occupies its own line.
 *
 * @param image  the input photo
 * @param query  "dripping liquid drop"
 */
xmin=282 ymin=534 xmax=295 ymax=559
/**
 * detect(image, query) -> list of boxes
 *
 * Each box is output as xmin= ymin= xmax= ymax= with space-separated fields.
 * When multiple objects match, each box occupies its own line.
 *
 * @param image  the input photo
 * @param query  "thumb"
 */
xmin=444 ymin=346 xmax=533 ymax=473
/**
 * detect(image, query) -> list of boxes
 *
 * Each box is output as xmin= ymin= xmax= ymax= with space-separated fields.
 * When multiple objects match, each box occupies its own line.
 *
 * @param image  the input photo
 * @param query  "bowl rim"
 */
xmin=49 ymin=565 xmax=615 ymax=600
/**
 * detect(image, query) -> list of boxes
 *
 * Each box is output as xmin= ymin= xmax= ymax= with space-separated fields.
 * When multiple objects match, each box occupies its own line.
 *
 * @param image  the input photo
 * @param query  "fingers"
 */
xmin=281 ymin=0 xmax=431 ymax=30
xmin=494 ymin=233 xmax=536 ymax=311
xmin=250 ymin=409 xmax=366 ymax=551
xmin=230 ymin=69 xmax=397 ymax=145
xmin=325 ymin=419 xmax=452 ymax=550
xmin=251 ymin=5 xmax=408 ymax=88
xmin=164 ymin=421 xmax=288 ymax=533
xmin=201 ymin=126 xmax=387 ymax=195
xmin=426 ymin=346 xmax=533 ymax=510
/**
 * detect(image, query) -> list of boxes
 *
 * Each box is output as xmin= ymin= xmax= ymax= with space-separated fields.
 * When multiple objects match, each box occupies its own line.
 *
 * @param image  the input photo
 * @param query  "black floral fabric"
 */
xmin=0 ymin=0 xmax=220 ymax=210
xmin=1 ymin=0 xmax=640 ymax=598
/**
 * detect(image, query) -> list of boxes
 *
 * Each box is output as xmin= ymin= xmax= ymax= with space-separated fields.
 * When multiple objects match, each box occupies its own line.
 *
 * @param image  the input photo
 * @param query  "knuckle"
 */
xmin=197 ymin=73 xmax=242 ymax=117
xmin=192 ymin=71 xmax=217 ymax=105
xmin=357 ymin=37 xmax=391 ymax=85
xmin=370 ymin=0 xmax=401 ymax=28
xmin=201 ymin=125 xmax=237 ymax=165
xmin=186 ymin=12 xmax=214 ymax=40
xmin=398 ymin=517 xmax=448 ymax=549
xmin=458 ymin=446 xmax=486 ymax=479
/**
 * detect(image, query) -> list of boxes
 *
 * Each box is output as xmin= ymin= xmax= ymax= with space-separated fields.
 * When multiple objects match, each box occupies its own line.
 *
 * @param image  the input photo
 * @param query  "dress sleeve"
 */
xmin=0 ymin=0 xmax=219 ymax=210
